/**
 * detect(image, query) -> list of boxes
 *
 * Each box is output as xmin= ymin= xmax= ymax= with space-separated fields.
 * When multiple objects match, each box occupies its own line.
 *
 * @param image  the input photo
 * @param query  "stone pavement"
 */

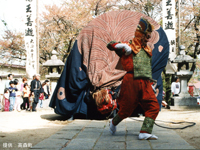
xmin=31 ymin=117 xmax=194 ymax=150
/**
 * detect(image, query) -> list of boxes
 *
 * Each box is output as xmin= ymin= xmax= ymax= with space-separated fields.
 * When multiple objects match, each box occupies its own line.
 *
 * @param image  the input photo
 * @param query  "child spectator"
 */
xmin=38 ymin=82 xmax=46 ymax=108
xmin=0 ymin=76 xmax=4 ymax=110
xmin=39 ymin=92 xmax=44 ymax=108
xmin=14 ymin=79 xmax=22 ymax=112
xmin=21 ymin=83 xmax=30 ymax=110
xmin=3 ymin=88 xmax=10 ymax=111
xmin=9 ymin=81 xmax=18 ymax=111
xmin=28 ymin=75 xmax=35 ymax=111
xmin=21 ymin=77 xmax=27 ymax=92
xmin=28 ymin=93 xmax=34 ymax=111
xmin=20 ymin=78 xmax=27 ymax=110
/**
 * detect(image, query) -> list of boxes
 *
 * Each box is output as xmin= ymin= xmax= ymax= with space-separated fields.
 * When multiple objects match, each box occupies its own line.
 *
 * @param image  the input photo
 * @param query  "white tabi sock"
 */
xmin=138 ymin=133 xmax=158 ymax=140
xmin=109 ymin=119 xmax=116 ymax=135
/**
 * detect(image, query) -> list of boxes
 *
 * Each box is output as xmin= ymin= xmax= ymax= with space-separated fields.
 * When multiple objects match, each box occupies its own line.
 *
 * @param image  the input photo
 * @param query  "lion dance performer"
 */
xmin=107 ymin=17 xmax=160 ymax=140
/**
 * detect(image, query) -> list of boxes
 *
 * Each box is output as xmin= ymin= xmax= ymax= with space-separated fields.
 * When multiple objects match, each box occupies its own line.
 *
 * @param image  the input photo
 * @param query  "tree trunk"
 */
xmin=165 ymin=73 xmax=172 ymax=105
xmin=163 ymin=68 xmax=173 ymax=105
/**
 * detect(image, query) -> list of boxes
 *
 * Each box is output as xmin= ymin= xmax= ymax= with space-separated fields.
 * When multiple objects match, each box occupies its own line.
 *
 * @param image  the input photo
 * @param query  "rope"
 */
xmin=106 ymin=108 xmax=196 ymax=130
xmin=130 ymin=117 xmax=196 ymax=130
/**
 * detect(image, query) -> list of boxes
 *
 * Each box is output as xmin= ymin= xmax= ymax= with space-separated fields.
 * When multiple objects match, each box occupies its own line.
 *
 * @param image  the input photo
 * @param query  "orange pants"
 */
xmin=117 ymin=73 xmax=159 ymax=120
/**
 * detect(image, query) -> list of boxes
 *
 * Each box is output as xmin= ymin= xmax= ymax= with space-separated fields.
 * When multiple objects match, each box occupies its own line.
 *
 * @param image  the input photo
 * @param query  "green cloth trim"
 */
xmin=141 ymin=117 xmax=155 ymax=134
xmin=112 ymin=114 xmax=122 ymax=126
xmin=132 ymin=48 xmax=152 ymax=79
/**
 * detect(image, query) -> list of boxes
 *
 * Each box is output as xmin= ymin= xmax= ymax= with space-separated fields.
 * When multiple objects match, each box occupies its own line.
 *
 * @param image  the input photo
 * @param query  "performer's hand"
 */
xmin=115 ymin=43 xmax=132 ymax=55
xmin=107 ymin=41 xmax=118 ymax=51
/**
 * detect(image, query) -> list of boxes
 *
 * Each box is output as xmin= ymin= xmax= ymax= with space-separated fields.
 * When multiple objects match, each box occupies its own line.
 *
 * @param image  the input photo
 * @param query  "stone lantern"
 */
xmin=43 ymin=50 xmax=64 ymax=93
xmin=171 ymin=45 xmax=198 ymax=110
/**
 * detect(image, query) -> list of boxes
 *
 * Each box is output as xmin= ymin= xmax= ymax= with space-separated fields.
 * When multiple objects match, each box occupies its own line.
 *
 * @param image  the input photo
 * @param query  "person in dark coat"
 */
xmin=30 ymin=74 xmax=42 ymax=112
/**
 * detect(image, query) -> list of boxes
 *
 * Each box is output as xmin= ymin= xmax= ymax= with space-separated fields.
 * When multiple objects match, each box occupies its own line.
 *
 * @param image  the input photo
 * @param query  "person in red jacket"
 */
xmin=107 ymin=17 xmax=160 ymax=140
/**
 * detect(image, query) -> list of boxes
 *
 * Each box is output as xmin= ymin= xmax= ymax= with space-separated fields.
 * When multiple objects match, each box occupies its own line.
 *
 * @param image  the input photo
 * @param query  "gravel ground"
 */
xmin=156 ymin=108 xmax=200 ymax=149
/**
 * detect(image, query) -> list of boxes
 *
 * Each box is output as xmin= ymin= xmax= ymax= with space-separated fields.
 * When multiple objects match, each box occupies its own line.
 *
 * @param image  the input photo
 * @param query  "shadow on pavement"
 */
xmin=40 ymin=114 xmax=71 ymax=121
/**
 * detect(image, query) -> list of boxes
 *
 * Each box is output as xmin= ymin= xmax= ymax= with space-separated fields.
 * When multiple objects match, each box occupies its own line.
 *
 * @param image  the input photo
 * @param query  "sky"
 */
xmin=0 ymin=0 xmax=63 ymax=39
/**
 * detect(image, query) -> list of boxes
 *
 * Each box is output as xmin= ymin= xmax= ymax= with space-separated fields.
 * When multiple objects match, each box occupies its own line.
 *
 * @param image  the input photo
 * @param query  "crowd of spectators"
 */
xmin=0 ymin=74 xmax=50 ymax=112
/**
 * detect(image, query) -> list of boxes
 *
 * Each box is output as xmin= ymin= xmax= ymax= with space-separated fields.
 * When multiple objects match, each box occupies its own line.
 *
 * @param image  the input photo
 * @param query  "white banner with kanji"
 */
xmin=24 ymin=0 xmax=37 ymax=78
xmin=163 ymin=0 xmax=176 ymax=61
